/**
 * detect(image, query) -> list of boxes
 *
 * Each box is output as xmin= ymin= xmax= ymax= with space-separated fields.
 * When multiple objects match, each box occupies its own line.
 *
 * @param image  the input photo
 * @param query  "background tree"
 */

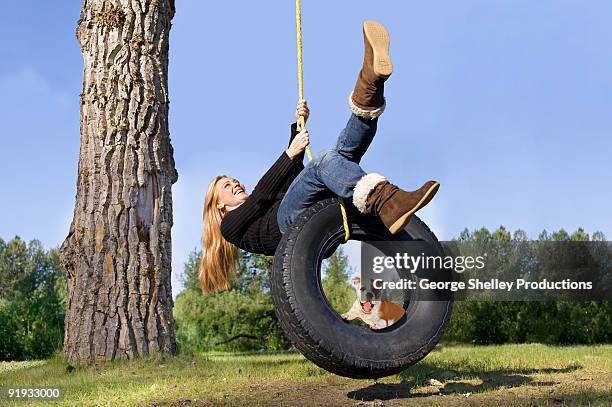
xmin=60 ymin=0 xmax=177 ymax=363
xmin=175 ymin=250 xmax=289 ymax=352
xmin=444 ymin=227 xmax=612 ymax=344
xmin=179 ymin=227 xmax=611 ymax=351
xmin=321 ymin=248 xmax=355 ymax=314
xmin=0 ymin=237 xmax=66 ymax=361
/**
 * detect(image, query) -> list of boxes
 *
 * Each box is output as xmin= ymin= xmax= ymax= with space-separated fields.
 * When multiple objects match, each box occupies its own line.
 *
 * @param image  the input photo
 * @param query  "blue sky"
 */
xmin=1 ymin=1 xmax=611 ymax=297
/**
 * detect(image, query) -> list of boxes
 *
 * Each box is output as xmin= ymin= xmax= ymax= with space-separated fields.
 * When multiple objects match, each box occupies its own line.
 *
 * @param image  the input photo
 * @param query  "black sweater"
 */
xmin=220 ymin=124 xmax=304 ymax=255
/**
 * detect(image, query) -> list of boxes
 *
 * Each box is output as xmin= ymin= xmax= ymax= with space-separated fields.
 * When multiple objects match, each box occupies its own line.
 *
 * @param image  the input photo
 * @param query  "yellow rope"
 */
xmin=295 ymin=0 xmax=311 ymax=158
xmin=295 ymin=0 xmax=350 ymax=242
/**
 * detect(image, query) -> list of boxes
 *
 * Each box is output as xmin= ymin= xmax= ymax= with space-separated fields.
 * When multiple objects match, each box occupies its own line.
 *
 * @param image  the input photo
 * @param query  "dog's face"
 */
xmin=351 ymin=277 xmax=381 ymax=315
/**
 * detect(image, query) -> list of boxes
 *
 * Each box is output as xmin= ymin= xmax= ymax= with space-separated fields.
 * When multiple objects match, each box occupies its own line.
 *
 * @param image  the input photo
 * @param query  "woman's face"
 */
xmin=215 ymin=176 xmax=249 ymax=211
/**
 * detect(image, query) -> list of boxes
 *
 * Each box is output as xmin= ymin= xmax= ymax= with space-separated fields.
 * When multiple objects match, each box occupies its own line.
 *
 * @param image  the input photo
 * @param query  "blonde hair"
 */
xmin=199 ymin=175 xmax=239 ymax=292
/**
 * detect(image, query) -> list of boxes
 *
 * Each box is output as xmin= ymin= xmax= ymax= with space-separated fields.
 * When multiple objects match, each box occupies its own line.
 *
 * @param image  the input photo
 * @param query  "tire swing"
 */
xmin=270 ymin=199 xmax=453 ymax=379
xmin=270 ymin=1 xmax=453 ymax=379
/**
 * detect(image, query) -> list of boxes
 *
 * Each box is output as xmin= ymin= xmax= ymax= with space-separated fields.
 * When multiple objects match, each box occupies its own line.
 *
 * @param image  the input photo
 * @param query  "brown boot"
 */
xmin=353 ymin=173 xmax=440 ymax=234
xmin=349 ymin=20 xmax=393 ymax=120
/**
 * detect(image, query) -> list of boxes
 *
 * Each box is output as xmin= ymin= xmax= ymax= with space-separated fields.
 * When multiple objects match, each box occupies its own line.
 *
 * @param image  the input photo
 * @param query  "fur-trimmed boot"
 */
xmin=353 ymin=174 xmax=440 ymax=234
xmin=349 ymin=20 xmax=393 ymax=120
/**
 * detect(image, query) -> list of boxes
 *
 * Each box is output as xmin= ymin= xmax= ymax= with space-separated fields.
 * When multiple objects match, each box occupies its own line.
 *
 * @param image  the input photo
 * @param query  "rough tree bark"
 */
xmin=60 ymin=0 xmax=178 ymax=363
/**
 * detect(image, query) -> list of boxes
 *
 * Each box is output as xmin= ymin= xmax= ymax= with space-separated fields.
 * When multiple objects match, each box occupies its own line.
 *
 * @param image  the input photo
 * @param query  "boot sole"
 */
xmin=364 ymin=20 xmax=393 ymax=78
xmin=388 ymin=182 xmax=440 ymax=234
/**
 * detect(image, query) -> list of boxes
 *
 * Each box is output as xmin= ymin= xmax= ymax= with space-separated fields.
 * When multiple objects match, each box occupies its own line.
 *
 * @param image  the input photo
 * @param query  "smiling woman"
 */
xmin=198 ymin=112 xmax=308 ymax=292
xmin=198 ymin=21 xmax=441 ymax=294
xmin=215 ymin=178 xmax=249 ymax=211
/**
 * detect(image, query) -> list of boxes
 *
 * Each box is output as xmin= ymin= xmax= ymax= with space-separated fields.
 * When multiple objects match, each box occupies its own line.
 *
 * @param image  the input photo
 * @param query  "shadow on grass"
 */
xmin=347 ymin=362 xmax=580 ymax=402
xmin=526 ymin=389 xmax=612 ymax=405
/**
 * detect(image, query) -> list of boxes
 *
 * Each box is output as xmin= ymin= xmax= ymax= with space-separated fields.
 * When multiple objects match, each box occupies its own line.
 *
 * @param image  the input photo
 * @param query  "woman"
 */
xmin=200 ymin=21 xmax=440 ymax=292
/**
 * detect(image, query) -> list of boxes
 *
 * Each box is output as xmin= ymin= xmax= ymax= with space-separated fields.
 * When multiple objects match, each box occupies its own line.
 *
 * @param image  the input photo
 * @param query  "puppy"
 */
xmin=341 ymin=276 xmax=405 ymax=330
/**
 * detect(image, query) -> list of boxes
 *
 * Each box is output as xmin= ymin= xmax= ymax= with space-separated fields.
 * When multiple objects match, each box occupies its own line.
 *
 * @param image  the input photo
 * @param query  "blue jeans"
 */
xmin=277 ymin=114 xmax=378 ymax=234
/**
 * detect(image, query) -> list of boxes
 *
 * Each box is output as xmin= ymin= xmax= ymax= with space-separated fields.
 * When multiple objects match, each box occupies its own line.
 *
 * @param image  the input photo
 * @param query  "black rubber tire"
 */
xmin=271 ymin=198 xmax=453 ymax=379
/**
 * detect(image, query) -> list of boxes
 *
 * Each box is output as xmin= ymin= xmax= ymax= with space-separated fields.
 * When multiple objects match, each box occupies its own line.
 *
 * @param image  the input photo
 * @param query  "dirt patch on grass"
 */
xmin=158 ymin=368 xmax=611 ymax=407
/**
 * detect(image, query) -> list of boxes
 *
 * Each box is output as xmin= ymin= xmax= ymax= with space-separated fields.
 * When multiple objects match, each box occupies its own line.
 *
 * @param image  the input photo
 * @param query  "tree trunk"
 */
xmin=60 ymin=0 xmax=177 ymax=363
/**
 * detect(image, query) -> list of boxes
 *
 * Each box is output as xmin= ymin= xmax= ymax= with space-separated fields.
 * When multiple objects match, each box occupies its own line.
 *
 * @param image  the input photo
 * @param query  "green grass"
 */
xmin=0 ymin=344 xmax=610 ymax=406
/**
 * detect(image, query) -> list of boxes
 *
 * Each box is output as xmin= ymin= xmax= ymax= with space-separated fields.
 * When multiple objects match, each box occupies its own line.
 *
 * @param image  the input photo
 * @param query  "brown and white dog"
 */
xmin=341 ymin=276 xmax=405 ymax=330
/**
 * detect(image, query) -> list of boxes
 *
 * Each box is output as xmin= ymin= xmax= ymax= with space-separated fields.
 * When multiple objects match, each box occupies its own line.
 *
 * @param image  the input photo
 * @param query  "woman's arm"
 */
xmin=288 ymin=123 xmax=305 ymax=168
xmin=252 ymin=101 xmax=310 ymax=199
xmin=251 ymin=151 xmax=301 ymax=201
xmin=272 ymin=123 xmax=307 ymax=198
xmin=221 ymin=150 xmax=300 ymax=245
xmin=220 ymin=101 xmax=310 ymax=245
xmin=286 ymin=100 xmax=310 ymax=162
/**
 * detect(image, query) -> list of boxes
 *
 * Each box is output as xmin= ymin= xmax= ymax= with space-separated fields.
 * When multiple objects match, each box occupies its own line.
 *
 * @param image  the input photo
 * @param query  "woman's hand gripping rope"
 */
xmin=287 ymin=100 xmax=311 ymax=160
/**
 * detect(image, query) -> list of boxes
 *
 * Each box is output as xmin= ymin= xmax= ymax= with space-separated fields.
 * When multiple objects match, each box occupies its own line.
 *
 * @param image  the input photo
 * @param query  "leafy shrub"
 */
xmin=175 ymin=288 xmax=288 ymax=352
xmin=174 ymin=248 xmax=357 ymax=353
xmin=321 ymin=248 xmax=355 ymax=315
xmin=0 ymin=237 xmax=66 ymax=360
xmin=443 ymin=227 xmax=611 ymax=345
xmin=174 ymin=250 xmax=289 ymax=353
xmin=178 ymin=227 xmax=612 ymax=351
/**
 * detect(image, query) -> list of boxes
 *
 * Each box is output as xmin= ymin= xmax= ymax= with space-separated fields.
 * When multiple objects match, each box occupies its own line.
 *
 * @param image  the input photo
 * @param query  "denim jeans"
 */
xmin=277 ymin=114 xmax=378 ymax=234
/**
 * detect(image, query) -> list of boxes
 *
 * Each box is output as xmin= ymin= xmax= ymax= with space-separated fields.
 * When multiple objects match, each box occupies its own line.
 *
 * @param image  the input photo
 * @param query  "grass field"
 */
xmin=0 ymin=344 xmax=610 ymax=406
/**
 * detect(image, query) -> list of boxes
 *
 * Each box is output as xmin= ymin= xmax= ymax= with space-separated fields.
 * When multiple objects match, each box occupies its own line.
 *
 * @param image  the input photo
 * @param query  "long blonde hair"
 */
xmin=199 ymin=175 xmax=239 ymax=292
